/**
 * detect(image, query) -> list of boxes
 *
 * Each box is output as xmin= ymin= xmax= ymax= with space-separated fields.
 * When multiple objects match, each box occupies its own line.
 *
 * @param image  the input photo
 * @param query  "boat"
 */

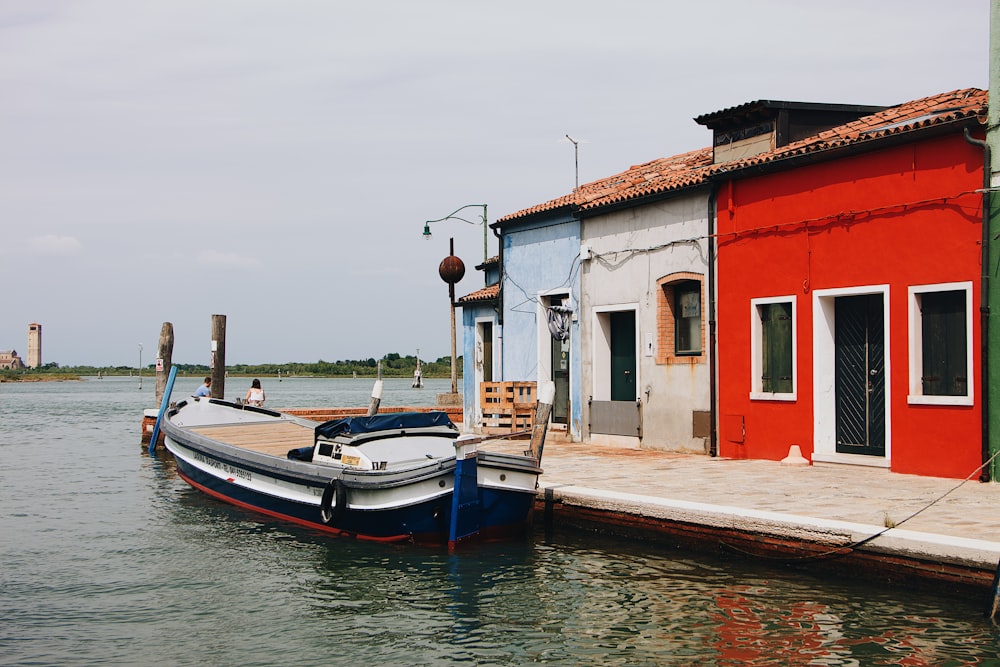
xmin=159 ymin=384 xmax=553 ymax=546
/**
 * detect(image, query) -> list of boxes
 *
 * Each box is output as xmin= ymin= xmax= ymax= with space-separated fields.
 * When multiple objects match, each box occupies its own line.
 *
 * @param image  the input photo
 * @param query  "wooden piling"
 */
xmin=989 ymin=558 xmax=1000 ymax=622
xmin=528 ymin=382 xmax=556 ymax=464
xmin=155 ymin=322 xmax=174 ymax=406
xmin=211 ymin=314 xmax=226 ymax=399
xmin=367 ymin=362 xmax=383 ymax=416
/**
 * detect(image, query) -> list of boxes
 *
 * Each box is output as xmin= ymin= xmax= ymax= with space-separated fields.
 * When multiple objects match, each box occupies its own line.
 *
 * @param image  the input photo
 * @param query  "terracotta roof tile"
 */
xmin=497 ymin=89 xmax=987 ymax=223
xmin=722 ymin=88 xmax=987 ymax=172
xmin=497 ymin=148 xmax=715 ymax=223
xmin=457 ymin=283 xmax=499 ymax=304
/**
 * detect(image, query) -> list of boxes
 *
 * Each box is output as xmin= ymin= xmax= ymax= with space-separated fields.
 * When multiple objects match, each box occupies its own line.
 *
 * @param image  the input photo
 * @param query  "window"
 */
xmin=656 ymin=274 xmax=704 ymax=364
xmin=751 ymin=296 xmax=796 ymax=400
xmin=674 ymin=281 xmax=702 ymax=355
xmin=908 ymin=283 xmax=973 ymax=405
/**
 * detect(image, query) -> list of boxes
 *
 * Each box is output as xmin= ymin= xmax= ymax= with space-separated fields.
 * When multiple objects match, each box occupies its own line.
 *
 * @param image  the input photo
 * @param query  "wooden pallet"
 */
xmin=480 ymin=381 xmax=536 ymax=434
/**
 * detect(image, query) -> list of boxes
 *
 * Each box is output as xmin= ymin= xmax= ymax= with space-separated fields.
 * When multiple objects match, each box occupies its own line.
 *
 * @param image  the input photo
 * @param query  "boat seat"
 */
xmin=287 ymin=446 xmax=314 ymax=462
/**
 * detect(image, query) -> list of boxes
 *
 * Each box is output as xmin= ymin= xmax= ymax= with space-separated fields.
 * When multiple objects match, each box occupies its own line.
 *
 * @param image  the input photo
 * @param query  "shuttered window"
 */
xmin=760 ymin=301 xmax=793 ymax=394
xmin=920 ymin=290 xmax=967 ymax=396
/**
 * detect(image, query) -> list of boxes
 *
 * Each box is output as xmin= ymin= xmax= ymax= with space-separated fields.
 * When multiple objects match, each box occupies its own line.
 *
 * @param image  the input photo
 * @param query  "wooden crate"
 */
xmin=480 ymin=381 xmax=536 ymax=434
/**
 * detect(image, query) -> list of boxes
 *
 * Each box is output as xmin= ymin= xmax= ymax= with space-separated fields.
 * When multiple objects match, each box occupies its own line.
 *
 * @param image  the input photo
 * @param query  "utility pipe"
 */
xmin=707 ymin=186 xmax=718 ymax=457
xmin=964 ymin=126 xmax=991 ymax=482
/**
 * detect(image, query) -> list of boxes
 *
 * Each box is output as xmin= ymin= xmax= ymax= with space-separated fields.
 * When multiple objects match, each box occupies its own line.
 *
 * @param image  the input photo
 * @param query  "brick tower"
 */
xmin=27 ymin=323 xmax=41 ymax=368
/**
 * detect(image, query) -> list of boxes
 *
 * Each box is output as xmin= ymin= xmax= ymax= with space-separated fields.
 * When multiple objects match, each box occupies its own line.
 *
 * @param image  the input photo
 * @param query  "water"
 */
xmin=2 ymin=377 xmax=1000 ymax=666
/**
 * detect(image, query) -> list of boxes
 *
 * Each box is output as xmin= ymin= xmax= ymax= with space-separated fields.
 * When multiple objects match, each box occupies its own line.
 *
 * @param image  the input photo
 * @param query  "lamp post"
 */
xmin=138 ymin=343 xmax=143 ymax=391
xmin=422 ymin=204 xmax=489 ymax=284
xmin=437 ymin=239 xmax=466 ymax=403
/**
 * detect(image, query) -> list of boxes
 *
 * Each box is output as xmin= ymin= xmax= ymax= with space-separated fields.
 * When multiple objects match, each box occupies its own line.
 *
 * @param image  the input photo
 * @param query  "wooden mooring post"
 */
xmin=989 ymin=558 xmax=1000 ymax=623
xmin=154 ymin=322 xmax=174 ymax=407
xmin=210 ymin=314 xmax=226 ymax=399
xmin=143 ymin=321 xmax=175 ymax=446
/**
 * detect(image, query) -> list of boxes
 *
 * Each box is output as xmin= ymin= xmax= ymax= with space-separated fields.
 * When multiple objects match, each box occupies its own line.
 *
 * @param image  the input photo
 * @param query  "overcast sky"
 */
xmin=0 ymin=1 xmax=990 ymax=367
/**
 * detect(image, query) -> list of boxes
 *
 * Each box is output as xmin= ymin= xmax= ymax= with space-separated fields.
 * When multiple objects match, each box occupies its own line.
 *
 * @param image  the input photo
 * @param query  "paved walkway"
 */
xmin=493 ymin=438 xmax=1000 ymax=585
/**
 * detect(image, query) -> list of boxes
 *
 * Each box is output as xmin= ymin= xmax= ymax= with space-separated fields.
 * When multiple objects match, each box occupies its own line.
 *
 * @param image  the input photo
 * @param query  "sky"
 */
xmin=0 ymin=1 xmax=990 ymax=367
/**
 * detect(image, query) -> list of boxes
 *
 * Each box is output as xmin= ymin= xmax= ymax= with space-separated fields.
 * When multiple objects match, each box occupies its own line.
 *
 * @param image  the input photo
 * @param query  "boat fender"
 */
xmin=319 ymin=478 xmax=347 ymax=525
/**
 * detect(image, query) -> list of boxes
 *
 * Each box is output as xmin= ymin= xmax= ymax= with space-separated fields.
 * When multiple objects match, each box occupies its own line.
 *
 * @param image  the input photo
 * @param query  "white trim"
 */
xmin=473 ymin=317 xmax=496 ymax=427
xmin=811 ymin=452 xmax=891 ymax=468
xmin=906 ymin=281 xmax=974 ymax=406
xmin=591 ymin=303 xmax=640 ymax=402
xmin=536 ymin=291 xmax=570 ymax=390
xmin=749 ymin=295 xmax=797 ymax=402
xmin=811 ymin=285 xmax=892 ymax=465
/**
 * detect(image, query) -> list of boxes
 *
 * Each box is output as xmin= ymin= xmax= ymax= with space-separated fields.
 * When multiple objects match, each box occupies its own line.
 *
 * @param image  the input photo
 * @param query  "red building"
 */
xmin=714 ymin=89 xmax=989 ymax=478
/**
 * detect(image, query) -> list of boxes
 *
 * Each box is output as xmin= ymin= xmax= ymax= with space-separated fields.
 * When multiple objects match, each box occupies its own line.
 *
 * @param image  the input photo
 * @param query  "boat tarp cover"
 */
xmin=315 ymin=411 xmax=455 ymax=440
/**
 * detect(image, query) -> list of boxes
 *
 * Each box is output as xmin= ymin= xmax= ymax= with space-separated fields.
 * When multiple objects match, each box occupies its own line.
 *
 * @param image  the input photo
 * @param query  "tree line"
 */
xmin=1 ymin=353 xmax=461 ymax=381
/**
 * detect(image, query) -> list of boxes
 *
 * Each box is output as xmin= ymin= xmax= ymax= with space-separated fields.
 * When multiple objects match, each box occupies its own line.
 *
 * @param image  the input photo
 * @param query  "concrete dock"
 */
xmin=144 ymin=405 xmax=1000 ymax=594
xmin=520 ymin=439 xmax=1000 ymax=595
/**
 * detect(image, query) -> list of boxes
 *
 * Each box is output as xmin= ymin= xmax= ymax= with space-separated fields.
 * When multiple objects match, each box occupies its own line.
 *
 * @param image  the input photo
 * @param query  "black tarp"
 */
xmin=314 ymin=411 xmax=455 ymax=440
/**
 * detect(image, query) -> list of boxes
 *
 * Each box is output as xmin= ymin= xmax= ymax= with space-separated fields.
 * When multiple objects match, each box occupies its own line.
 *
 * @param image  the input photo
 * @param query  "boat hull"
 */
xmin=161 ymin=401 xmax=540 ymax=545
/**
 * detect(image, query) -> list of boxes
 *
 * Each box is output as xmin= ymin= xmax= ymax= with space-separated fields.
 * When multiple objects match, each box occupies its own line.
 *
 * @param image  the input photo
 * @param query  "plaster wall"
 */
xmin=461 ymin=303 xmax=496 ymax=431
xmin=501 ymin=216 xmax=583 ymax=437
xmin=580 ymin=193 xmax=711 ymax=451
xmin=715 ymin=135 xmax=983 ymax=478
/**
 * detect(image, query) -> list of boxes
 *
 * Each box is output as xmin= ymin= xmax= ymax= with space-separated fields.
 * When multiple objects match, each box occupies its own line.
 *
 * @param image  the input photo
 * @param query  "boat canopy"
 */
xmin=315 ymin=411 xmax=456 ymax=440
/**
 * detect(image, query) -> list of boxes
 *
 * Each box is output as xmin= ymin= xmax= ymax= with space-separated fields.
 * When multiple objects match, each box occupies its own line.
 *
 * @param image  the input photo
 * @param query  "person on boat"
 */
xmin=194 ymin=377 xmax=212 ymax=398
xmin=244 ymin=378 xmax=265 ymax=407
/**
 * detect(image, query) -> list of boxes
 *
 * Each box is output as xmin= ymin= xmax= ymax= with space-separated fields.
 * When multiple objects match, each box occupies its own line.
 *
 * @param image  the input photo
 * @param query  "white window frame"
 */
xmin=750 ymin=295 xmax=797 ymax=402
xmin=907 ymin=281 xmax=974 ymax=406
xmin=591 ymin=303 xmax=640 ymax=402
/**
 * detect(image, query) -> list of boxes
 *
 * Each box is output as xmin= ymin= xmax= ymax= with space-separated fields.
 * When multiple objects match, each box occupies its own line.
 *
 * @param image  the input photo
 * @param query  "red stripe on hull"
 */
xmin=176 ymin=469 xmax=429 ymax=544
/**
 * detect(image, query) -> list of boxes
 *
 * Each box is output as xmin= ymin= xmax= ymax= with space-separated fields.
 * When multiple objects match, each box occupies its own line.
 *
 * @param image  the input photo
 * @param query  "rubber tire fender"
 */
xmin=320 ymin=478 xmax=348 ymax=525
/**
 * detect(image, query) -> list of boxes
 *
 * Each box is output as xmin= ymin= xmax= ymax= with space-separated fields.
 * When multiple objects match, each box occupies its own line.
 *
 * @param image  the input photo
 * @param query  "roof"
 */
xmin=457 ymin=282 xmax=500 ymax=304
xmin=497 ymin=148 xmax=714 ymax=224
xmin=497 ymin=88 xmax=986 ymax=224
xmin=475 ymin=255 xmax=500 ymax=271
xmin=693 ymin=100 xmax=887 ymax=129
xmin=717 ymin=87 xmax=986 ymax=173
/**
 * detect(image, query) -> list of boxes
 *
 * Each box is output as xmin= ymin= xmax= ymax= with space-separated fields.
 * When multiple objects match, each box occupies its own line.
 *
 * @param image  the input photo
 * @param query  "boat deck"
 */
xmin=190 ymin=421 xmax=315 ymax=457
xmin=187 ymin=419 xmax=534 ymax=459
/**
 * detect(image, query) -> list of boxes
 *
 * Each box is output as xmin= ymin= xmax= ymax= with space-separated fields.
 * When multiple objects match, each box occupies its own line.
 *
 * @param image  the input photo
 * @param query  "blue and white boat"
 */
xmin=160 ymin=389 xmax=550 ymax=546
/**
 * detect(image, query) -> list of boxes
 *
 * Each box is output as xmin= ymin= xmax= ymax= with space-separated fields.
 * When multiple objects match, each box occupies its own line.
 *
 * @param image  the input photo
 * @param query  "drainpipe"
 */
xmin=493 ymin=225 xmax=504 ymax=380
xmin=964 ymin=126 xmax=991 ymax=482
xmin=708 ymin=186 xmax=718 ymax=457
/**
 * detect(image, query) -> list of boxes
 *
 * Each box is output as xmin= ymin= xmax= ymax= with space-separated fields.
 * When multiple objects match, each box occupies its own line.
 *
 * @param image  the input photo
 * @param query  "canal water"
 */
xmin=2 ymin=376 xmax=999 ymax=666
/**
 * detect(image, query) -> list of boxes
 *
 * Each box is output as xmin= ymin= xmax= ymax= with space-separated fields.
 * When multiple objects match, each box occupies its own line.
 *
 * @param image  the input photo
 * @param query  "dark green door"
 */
xmin=835 ymin=294 xmax=885 ymax=456
xmin=610 ymin=311 xmax=636 ymax=401
xmin=550 ymin=334 xmax=569 ymax=424
xmin=481 ymin=322 xmax=493 ymax=383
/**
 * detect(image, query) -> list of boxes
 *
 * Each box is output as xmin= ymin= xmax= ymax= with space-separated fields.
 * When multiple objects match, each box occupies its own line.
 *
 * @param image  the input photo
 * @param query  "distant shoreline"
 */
xmin=0 ymin=372 xmax=457 ymax=383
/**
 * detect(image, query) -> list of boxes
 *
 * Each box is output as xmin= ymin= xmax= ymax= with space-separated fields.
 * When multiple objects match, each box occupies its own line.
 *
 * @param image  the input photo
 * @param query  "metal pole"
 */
xmin=138 ymin=343 xmax=142 ymax=390
xmin=481 ymin=204 xmax=488 ymax=264
xmin=449 ymin=239 xmax=458 ymax=395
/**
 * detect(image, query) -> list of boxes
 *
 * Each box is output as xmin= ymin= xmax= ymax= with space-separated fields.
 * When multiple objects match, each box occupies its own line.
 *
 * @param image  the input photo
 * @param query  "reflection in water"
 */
xmin=2 ymin=378 xmax=999 ymax=666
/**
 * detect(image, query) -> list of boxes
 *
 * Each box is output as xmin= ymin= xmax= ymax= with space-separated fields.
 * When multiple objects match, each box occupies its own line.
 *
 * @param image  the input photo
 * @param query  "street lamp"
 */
xmin=138 ymin=343 xmax=143 ymax=391
xmin=422 ymin=203 xmax=489 ymax=267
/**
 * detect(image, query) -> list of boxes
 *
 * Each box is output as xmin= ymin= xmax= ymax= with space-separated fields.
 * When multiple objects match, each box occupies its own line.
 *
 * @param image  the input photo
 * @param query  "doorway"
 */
xmin=835 ymin=293 xmax=886 ymax=456
xmin=610 ymin=310 xmax=636 ymax=401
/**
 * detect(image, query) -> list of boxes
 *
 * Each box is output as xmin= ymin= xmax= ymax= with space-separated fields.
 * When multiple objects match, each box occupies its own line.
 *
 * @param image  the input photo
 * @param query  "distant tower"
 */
xmin=27 ymin=323 xmax=41 ymax=368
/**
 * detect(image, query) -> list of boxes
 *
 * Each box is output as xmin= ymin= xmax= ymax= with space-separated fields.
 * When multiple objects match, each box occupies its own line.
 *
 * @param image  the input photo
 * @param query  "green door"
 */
xmin=835 ymin=294 xmax=885 ymax=456
xmin=550 ymin=334 xmax=569 ymax=424
xmin=481 ymin=322 xmax=493 ymax=383
xmin=610 ymin=311 xmax=636 ymax=401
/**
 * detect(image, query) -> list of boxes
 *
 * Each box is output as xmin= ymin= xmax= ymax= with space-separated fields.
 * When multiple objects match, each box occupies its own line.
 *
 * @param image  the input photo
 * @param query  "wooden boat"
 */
xmin=160 ymin=386 xmax=552 ymax=546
